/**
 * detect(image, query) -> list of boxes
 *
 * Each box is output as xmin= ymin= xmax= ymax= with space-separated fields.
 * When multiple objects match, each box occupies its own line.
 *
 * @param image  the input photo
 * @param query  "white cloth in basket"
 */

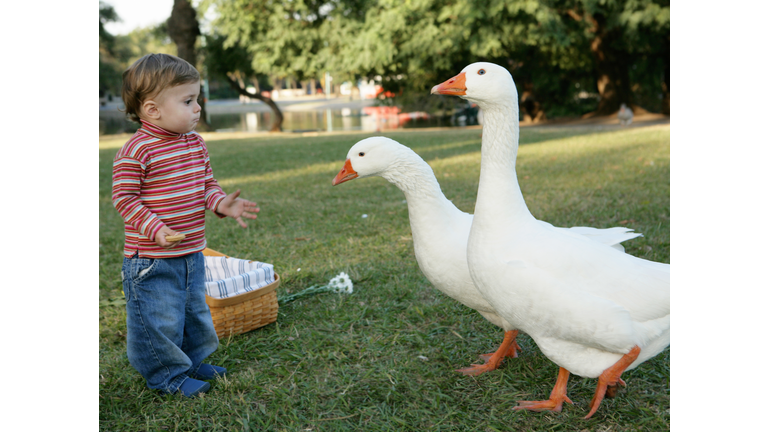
xmin=203 ymin=256 xmax=275 ymax=299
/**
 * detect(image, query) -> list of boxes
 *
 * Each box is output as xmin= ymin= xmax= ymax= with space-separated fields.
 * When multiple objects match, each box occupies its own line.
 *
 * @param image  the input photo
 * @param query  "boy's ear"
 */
xmin=141 ymin=99 xmax=161 ymax=120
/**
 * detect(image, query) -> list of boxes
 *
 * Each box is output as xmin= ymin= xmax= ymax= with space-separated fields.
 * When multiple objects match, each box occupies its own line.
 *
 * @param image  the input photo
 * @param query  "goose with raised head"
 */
xmin=332 ymin=136 xmax=643 ymax=377
xmin=432 ymin=62 xmax=669 ymax=419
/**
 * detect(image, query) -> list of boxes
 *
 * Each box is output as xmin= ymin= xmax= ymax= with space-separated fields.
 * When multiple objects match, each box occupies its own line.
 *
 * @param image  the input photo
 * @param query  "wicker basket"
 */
xmin=202 ymin=248 xmax=279 ymax=338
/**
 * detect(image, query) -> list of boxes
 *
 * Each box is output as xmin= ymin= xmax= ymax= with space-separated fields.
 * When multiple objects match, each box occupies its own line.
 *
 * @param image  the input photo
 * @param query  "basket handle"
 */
xmin=166 ymin=233 xmax=186 ymax=242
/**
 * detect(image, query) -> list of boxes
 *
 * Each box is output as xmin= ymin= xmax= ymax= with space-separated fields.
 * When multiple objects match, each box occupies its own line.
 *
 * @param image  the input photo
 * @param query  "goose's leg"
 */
xmin=478 ymin=330 xmax=522 ymax=362
xmin=455 ymin=330 xmax=519 ymax=376
xmin=514 ymin=367 xmax=573 ymax=412
xmin=584 ymin=345 xmax=640 ymax=419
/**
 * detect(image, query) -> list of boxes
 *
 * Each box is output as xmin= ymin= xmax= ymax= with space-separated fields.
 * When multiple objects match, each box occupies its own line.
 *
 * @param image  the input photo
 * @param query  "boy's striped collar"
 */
xmin=138 ymin=120 xmax=186 ymax=139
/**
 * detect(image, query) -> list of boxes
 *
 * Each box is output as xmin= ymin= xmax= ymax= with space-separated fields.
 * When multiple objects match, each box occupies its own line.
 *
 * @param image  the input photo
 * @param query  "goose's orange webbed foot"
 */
xmin=584 ymin=346 xmax=640 ymax=419
xmin=456 ymin=330 xmax=519 ymax=376
xmin=514 ymin=367 xmax=572 ymax=413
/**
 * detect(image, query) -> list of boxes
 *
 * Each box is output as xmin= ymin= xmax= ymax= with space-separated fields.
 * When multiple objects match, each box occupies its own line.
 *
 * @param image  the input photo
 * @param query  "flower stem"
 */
xmin=277 ymin=284 xmax=333 ymax=305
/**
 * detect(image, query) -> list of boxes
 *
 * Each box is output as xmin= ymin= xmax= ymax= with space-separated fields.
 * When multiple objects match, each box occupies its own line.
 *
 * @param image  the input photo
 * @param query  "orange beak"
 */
xmin=431 ymin=72 xmax=467 ymax=96
xmin=332 ymin=159 xmax=359 ymax=185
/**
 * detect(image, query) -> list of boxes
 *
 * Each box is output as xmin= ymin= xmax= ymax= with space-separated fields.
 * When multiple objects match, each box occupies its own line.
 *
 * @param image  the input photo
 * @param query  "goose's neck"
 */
xmin=475 ymin=103 xmax=534 ymax=222
xmin=381 ymin=156 xmax=457 ymax=218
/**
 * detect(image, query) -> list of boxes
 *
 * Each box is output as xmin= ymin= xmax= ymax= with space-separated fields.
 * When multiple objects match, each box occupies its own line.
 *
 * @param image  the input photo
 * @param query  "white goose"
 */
xmin=432 ymin=62 xmax=669 ymax=419
xmin=332 ymin=136 xmax=643 ymax=376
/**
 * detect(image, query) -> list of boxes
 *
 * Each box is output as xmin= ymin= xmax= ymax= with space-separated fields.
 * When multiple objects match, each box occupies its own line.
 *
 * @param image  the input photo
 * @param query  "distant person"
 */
xmin=618 ymin=103 xmax=634 ymax=126
xmin=112 ymin=53 xmax=260 ymax=397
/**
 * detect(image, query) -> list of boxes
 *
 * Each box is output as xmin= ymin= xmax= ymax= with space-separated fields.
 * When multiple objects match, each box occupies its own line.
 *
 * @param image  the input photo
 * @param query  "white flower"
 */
xmin=361 ymin=214 xmax=368 ymax=218
xmin=328 ymin=271 xmax=354 ymax=294
xmin=277 ymin=271 xmax=354 ymax=305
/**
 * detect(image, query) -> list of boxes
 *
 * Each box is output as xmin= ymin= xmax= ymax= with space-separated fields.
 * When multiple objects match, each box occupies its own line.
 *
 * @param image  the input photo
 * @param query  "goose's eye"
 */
xmin=359 ymin=152 xmax=365 ymax=157
xmin=478 ymin=69 xmax=486 ymax=75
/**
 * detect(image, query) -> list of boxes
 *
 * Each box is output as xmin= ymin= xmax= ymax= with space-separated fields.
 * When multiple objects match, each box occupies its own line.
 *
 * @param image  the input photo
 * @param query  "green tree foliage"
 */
xmin=203 ymin=33 xmax=286 ymax=131
xmin=117 ymin=24 xmax=176 ymax=62
xmin=557 ymin=0 xmax=670 ymax=115
xmin=203 ymin=0 xmax=372 ymax=82
xmin=200 ymin=0 xmax=373 ymax=131
xmin=202 ymin=0 xmax=669 ymax=118
xmin=99 ymin=1 xmax=118 ymax=50
xmin=99 ymin=2 xmax=177 ymax=99
xmin=99 ymin=1 xmax=123 ymax=98
xmin=617 ymin=0 xmax=670 ymax=114
xmin=337 ymin=0 xmax=596 ymax=117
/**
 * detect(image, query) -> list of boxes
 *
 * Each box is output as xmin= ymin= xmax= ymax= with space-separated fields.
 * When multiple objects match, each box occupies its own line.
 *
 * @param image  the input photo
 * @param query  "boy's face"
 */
xmin=143 ymin=81 xmax=202 ymax=133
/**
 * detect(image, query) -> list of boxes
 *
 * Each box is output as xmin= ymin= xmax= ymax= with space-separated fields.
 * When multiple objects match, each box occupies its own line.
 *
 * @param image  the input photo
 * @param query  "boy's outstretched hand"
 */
xmin=216 ymin=189 xmax=260 ymax=228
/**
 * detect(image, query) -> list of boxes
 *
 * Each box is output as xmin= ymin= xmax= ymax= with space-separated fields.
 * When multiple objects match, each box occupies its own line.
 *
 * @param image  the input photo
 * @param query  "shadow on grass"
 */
xmin=99 ymin=125 xmax=634 ymax=191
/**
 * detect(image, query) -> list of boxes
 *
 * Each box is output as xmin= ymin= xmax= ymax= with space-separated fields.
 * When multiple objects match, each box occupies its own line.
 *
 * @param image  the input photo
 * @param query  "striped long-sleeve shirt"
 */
xmin=112 ymin=120 xmax=227 ymax=258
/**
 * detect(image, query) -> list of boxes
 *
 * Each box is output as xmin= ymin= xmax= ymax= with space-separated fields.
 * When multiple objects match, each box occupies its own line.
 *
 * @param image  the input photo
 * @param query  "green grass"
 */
xmin=99 ymin=124 xmax=670 ymax=431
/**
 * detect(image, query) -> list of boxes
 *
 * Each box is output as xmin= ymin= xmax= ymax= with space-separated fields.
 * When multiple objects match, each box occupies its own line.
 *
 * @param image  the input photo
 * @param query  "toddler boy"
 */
xmin=112 ymin=53 xmax=259 ymax=397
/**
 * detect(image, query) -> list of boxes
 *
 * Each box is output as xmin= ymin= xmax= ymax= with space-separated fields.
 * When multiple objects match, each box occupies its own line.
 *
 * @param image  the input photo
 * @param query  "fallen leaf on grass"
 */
xmin=100 ymin=298 xmax=126 ymax=308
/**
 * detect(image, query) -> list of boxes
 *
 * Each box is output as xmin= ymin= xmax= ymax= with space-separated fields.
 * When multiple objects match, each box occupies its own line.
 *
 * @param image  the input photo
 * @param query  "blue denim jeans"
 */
xmin=122 ymin=252 xmax=219 ymax=393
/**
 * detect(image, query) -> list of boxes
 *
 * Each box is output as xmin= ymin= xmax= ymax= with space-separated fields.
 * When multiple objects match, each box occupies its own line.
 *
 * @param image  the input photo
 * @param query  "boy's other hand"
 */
xmin=155 ymin=226 xmax=184 ymax=249
xmin=216 ymin=189 xmax=260 ymax=228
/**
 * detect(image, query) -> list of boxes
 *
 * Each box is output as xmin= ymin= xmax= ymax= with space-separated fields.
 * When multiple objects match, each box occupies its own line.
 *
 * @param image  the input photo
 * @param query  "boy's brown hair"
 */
xmin=121 ymin=53 xmax=200 ymax=123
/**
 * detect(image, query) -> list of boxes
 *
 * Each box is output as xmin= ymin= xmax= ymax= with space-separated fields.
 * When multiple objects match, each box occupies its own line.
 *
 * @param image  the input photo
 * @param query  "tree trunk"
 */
xmin=520 ymin=81 xmax=546 ymax=123
xmin=588 ymin=14 xmax=634 ymax=116
xmin=661 ymin=36 xmax=670 ymax=116
xmin=250 ymin=78 xmax=261 ymax=93
xmin=662 ymin=61 xmax=670 ymax=115
xmin=167 ymin=0 xmax=211 ymax=131
xmin=591 ymin=36 xmax=633 ymax=115
xmin=225 ymin=75 xmax=284 ymax=132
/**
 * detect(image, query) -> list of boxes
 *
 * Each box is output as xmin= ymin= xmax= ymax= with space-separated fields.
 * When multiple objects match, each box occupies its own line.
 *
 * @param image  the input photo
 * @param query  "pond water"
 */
xmin=99 ymin=106 xmax=479 ymax=135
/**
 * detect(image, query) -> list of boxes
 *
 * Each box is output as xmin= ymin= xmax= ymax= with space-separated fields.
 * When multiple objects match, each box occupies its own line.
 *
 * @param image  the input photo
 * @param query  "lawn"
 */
xmin=99 ymin=124 xmax=670 ymax=431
